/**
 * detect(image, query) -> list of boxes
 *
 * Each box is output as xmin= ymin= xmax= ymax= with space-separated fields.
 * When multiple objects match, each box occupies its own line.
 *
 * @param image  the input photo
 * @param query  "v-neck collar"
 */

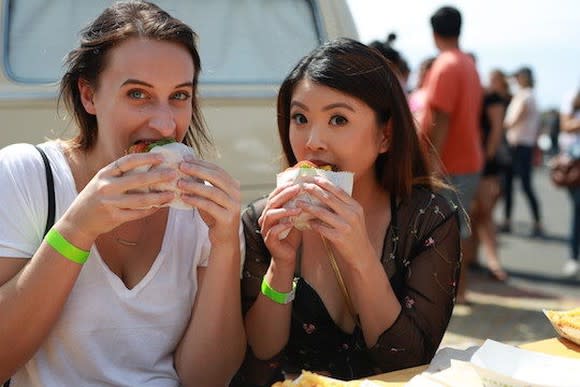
xmin=92 ymin=209 xmax=174 ymax=296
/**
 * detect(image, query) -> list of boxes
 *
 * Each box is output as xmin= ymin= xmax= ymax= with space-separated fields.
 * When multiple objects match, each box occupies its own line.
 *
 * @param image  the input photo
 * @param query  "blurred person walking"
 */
xmin=421 ymin=6 xmax=483 ymax=304
xmin=500 ymin=67 xmax=544 ymax=236
xmin=558 ymin=88 xmax=580 ymax=277
xmin=469 ymin=70 xmax=512 ymax=281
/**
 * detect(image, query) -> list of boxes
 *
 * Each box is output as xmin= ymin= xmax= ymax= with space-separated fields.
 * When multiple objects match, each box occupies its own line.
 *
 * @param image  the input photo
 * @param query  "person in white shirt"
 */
xmin=500 ymin=66 xmax=544 ymax=237
xmin=0 ymin=2 xmax=245 ymax=386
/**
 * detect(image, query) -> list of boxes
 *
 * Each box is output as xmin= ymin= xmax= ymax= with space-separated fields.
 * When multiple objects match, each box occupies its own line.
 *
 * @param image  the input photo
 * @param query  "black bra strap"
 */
xmin=34 ymin=145 xmax=55 ymax=237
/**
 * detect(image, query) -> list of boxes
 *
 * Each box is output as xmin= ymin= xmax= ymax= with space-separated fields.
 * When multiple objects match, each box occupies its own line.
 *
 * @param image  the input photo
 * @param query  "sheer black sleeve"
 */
xmin=240 ymin=198 xmax=270 ymax=315
xmin=368 ymin=189 xmax=461 ymax=372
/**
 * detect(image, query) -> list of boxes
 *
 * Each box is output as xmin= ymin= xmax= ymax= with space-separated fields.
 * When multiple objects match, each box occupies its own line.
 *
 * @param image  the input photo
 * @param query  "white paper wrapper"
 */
xmin=406 ymin=339 xmax=580 ymax=387
xmin=276 ymin=166 xmax=354 ymax=239
xmin=126 ymin=142 xmax=196 ymax=209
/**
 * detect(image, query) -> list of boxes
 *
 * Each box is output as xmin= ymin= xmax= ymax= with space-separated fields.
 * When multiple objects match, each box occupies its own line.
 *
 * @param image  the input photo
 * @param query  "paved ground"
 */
xmin=440 ymin=164 xmax=580 ymax=348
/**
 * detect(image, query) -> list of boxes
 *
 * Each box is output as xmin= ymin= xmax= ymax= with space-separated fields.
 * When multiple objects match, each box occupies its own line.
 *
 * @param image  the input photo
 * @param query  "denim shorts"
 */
xmin=441 ymin=173 xmax=481 ymax=239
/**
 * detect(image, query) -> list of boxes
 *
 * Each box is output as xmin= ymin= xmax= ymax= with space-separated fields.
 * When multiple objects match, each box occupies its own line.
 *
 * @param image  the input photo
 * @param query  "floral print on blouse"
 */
xmin=231 ymin=187 xmax=461 ymax=386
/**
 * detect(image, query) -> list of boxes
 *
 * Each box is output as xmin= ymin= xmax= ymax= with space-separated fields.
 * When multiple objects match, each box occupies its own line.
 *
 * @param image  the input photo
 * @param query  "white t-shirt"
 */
xmin=505 ymin=87 xmax=540 ymax=147
xmin=558 ymin=90 xmax=580 ymax=154
xmin=0 ymin=142 xmax=211 ymax=386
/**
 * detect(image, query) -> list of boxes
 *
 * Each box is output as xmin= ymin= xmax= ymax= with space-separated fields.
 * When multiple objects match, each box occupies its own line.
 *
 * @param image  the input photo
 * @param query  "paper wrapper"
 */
xmin=406 ymin=339 xmax=580 ymax=387
xmin=544 ymin=308 xmax=580 ymax=346
xmin=126 ymin=142 xmax=196 ymax=209
xmin=272 ymin=370 xmax=389 ymax=386
xmin=276 ymin=167 xmax=354 ymax=239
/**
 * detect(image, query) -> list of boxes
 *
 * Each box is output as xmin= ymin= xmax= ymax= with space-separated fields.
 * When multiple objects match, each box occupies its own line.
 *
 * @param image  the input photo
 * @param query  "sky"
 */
xmin=345 ymin=0 xmax=580 ymax=111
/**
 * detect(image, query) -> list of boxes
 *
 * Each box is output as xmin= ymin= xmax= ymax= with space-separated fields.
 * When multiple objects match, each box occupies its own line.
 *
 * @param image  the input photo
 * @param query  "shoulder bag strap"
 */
xmin=34 ymin=145 xmax=55 ymax=236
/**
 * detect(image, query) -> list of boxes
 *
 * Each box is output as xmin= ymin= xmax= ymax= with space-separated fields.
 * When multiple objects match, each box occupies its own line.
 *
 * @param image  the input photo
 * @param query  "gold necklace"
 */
xmin=116 ymin=236 xmax=138 ymax=247
xmin=113 ymin=220 xmax=145 ymax=247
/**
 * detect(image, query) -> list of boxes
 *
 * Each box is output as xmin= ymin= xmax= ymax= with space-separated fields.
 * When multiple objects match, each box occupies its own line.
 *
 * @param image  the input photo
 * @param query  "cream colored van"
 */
xmin=0 ymin=0 xmax=358 ymax=203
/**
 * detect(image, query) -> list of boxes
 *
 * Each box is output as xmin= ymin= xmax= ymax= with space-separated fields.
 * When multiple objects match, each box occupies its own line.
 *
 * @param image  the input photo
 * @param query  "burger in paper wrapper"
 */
xmin=276 ymin=161 xmax=354 ymax=239
xmin=125 ymin=138 xmax=196 ymax=209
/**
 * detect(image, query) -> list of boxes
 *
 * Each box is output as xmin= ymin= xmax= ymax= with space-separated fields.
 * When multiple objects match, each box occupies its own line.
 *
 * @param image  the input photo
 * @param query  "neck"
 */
xmin=437 ymin=38 xmax=459 ymax=52
xmin=65 ymin=143 xmax=108 ymax=192
xmin=351 ymin=173 xmax=389 ymax=212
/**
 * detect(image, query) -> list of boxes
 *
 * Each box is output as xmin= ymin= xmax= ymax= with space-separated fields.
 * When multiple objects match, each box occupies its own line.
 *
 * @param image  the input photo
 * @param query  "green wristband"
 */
xmin=261 ymin=276 xmax=297 ymax=304
xmin=44 ymin=228 xmax=90 ymax=265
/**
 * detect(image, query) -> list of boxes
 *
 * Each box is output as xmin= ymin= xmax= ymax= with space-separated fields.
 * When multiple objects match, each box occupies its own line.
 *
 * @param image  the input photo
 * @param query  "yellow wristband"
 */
xmin=261 ymin=276 xmax=297 ymax=304
xmin=44 ymin=228 xmax=90 ymax=264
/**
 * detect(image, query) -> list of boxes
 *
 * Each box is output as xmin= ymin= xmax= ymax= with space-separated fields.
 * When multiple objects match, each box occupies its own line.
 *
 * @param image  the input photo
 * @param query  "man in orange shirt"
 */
xmin=422 ymin=6 xmax=483 ymax=303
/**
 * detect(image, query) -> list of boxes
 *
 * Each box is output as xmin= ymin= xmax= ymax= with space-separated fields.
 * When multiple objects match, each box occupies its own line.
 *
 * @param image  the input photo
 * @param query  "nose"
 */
xmin=305 ymin=125 xmax=326 ymax=151
xmin=148 ymin=103 xmax=176 ymax=136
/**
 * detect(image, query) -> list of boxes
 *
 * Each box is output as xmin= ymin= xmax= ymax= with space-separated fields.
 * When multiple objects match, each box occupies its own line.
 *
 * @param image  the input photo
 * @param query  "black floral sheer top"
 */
xmin=231 ymin=187 xmax=461 ymax=386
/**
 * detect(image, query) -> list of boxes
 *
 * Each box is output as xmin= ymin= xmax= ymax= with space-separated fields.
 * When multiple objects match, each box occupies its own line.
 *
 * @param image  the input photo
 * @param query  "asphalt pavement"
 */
xmin=441 ymin=163 xmax=580 ymax=348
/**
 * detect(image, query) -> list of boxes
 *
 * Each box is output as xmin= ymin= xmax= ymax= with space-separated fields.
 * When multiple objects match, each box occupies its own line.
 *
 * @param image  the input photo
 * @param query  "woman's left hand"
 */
xmin=178 ymin=158 xmax=241 ymax=245
xmin=298 ymin=176 xmax=374 ymax=269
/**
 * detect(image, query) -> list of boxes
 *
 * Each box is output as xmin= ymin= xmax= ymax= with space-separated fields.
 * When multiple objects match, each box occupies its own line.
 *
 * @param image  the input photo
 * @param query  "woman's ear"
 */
xmin=378 ymin=120 xmax=393 ymax=153
xmin=78 ymin=79 xmax=96 ymax=115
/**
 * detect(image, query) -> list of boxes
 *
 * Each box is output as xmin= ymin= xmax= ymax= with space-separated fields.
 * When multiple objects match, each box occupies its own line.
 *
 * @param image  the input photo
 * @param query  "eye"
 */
xmin=172 ymin=91 xmax=191 ymax=101
xmin=291 ymin=113 xmax=308 ymax=125
xmin=330 ymin=115 xmax=348 ymax=126
xmin=127 ymin=89 xmax=147 ymax=100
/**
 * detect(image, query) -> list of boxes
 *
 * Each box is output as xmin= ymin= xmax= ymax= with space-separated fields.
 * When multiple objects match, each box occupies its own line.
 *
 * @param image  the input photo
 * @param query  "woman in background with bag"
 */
xmin=557 ymin=88 xmax=580 ymax=276
xmin=232 ymin=39 xmax=461 ymax=385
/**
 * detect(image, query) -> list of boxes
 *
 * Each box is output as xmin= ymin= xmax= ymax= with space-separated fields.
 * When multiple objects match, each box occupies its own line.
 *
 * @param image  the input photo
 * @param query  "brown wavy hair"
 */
xmin=277 ymin=38 xmax=443 ymax=200
xmin=58 ymin=1 xmax=212 ymax=156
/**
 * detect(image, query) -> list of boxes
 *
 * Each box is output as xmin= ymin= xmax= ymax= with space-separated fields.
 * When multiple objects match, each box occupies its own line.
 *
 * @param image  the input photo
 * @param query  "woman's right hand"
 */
xmin=258 ymin=182 xmax=303 ymax=267
xmin=59 ymin=153 xmax=177 ymax=244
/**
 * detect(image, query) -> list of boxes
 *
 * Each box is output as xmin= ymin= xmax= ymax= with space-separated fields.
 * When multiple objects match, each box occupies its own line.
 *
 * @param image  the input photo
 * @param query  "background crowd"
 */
xmin=368 ymin=6 xmax=580 ymax=304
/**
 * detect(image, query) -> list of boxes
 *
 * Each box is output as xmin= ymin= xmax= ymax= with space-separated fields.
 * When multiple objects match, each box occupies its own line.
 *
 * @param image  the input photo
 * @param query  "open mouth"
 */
xmin=308 ymin=160 xmax=338 ymax=171
xmin=126 ymin=138 xmax=176 ymax=154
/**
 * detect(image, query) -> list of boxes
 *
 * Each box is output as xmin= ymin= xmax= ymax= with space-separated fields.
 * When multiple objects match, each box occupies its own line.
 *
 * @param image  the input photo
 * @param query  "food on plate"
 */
xmin=272 ymin=370 xmax=389 ymax=386
xmin=275 ymin=161 xmax=354 ymax=239
xmin=544 ymin=307 xmax=580 ymax=345
xmin=124 ymin=138 xmax=196 ymax=209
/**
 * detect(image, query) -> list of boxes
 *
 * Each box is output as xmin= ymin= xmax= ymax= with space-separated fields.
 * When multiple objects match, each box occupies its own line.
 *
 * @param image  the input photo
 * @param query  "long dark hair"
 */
xmin=277 ymin=38 xmax=441 ymax=199
xmin=58 ymin=0 xmax=212 ymax=156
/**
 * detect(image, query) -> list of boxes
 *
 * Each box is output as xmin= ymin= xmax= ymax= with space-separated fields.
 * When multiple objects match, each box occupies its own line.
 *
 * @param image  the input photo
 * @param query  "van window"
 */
xmin=5 ymin=0 xmax=321 ymax=84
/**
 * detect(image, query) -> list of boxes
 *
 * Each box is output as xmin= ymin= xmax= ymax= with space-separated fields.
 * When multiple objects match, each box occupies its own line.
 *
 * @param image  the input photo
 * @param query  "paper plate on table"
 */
xmin=544 ymin=307 xmax=580 ymax=345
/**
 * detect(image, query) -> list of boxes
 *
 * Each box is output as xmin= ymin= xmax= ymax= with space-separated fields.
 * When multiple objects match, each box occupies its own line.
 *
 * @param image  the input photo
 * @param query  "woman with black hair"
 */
xmin=233 ymin=38 xmax=460 ymax=385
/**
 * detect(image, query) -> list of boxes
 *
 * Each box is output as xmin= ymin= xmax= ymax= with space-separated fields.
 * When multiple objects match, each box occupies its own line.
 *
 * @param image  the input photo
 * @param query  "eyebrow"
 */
xmin=290 ymin=101 xmax=355 ymax=112
xmin=121 ymin=79 xmax=194 ymax=89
